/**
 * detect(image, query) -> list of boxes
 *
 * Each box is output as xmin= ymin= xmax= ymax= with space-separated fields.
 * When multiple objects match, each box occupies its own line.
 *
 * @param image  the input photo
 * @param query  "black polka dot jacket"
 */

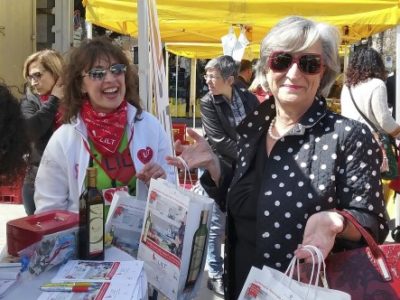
xmin=201 ymin=96 xmax=389 ymax=299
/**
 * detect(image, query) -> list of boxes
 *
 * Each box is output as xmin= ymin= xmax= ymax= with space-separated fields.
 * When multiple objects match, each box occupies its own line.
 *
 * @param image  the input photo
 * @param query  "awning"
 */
xmin=84 ymin=0 xmax=400 ymax=58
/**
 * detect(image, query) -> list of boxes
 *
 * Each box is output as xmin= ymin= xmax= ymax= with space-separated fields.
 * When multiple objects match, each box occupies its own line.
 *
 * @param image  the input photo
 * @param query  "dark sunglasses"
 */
xmin=27 ymin=72 xmax=44 ymax=82
xmin=268 ymin=52 xmax=323 ymax=75
xmin=83 ymin=64 xmax=127 ymax=80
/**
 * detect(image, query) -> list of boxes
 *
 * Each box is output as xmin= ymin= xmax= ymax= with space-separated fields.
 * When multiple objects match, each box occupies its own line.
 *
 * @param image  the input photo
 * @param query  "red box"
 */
xmin=172 ymin=123 xmax=187 ymax=143
xmin=6 ymin=210 xmax=79 ymax=256
xmin=0 ymin=176 xmax=23 ymax=204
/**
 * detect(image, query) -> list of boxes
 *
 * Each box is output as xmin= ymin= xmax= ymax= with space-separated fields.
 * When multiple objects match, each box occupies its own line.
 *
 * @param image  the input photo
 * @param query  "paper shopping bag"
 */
xmin=239 ymin=245 xmax=351 ymax=300
xmin=137 ymin=178 xmax=214 ymax=300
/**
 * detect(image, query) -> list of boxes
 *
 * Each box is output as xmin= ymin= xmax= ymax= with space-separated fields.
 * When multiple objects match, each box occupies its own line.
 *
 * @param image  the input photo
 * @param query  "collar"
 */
xmin=236 ymin=96 xmax=328 ymax=139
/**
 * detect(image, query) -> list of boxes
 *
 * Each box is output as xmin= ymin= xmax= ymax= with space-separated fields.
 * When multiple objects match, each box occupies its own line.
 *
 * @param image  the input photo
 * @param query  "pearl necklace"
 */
xmin=268 ymin=117 xmax=296 ymax=140
xmin=267 ymin=117 xmax=282 ymax=140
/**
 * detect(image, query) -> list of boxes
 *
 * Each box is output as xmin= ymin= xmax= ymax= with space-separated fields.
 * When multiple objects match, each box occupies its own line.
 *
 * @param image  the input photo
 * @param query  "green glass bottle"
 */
xmin=142 ymin=211 xmax=152 ymax=243
xmin=184 ymin=210 xmax=209 ymax=289
xmin=78 ymin=167 xmax=105 ymax=260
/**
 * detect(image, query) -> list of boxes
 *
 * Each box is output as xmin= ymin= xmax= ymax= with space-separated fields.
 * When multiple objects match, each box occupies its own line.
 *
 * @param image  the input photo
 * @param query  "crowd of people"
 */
xmin=0 ymin=14 xmax=397 ymax=300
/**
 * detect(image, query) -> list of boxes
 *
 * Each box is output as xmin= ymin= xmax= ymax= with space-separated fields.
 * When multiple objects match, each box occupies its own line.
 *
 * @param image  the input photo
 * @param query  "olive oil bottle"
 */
xmin=78 ymin=167 xmax=105 ymax=260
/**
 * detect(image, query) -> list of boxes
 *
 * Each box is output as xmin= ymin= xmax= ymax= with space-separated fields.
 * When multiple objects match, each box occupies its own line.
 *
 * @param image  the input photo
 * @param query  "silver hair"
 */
xmin=255 ymin=16 xmax=341 ymax=97
xmin=205 ymin=55 xmax=238 ymax=80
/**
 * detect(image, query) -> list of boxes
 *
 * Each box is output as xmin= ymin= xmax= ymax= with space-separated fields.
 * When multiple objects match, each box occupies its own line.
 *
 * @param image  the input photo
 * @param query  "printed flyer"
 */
xmin=105 ymin=191 xmax=146 ymax=258
xmin=137 ymin=178 xmax=213 ymax=300
xmin=37 ymin=260 xmax=146 ymax=300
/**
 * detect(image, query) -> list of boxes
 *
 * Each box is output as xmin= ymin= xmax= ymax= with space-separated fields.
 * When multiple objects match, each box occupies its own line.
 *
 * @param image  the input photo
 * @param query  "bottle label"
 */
xmin=89 ymin=203 xmax=104 ymax=254
xmin=186 ymin=235 xmax=206 ymax=282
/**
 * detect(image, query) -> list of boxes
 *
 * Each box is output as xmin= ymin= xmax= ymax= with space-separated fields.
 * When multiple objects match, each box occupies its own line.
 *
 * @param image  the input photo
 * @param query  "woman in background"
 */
xmin=0 ymin=83 xmax=30 ymax=184
xmin=340 ymin=47 xmax=400 ymax=205
xmin=21 ymin=49 xmax=65 ymax=215
xmin=340 ymin=47 xmax=400 ymax=138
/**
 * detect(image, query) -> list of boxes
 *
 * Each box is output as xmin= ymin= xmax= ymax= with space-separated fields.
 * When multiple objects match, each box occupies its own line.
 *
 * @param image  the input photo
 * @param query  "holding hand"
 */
xmin=295 ymin=211 xmax=345 ymax=262
xmin=166 ymin=128 xmax=221 ymax=184
xmin=137 ymin=162 xmax=166 ymax=185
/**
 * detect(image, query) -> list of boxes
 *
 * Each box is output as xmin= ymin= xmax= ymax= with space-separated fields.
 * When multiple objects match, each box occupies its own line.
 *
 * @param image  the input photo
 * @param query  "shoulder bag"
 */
xmin=324 ymin=210 xmax=400 ymax=299
xmin=300 ymin=210 xmax=400 ymax=299
xmin=348 ymin=86 xmax=398 ymax=180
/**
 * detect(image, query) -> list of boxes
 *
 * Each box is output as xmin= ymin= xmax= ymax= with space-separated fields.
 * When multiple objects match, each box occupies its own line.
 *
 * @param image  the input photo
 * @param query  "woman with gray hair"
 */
xmin=167 ymin=16 xmax=388 ymax=299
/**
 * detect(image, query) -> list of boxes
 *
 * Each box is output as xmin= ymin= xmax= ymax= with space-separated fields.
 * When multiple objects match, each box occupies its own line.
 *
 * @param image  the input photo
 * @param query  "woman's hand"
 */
xmin=294 ymin=211 xmax=345 ymax=262
xmin=166 ymin=128 xmax=221 ymax=183
xmin=136 ymin=162 xmax=166 ymax=185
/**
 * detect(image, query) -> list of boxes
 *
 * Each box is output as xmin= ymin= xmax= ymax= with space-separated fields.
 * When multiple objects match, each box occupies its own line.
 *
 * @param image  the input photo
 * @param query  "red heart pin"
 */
xmin=137 ymin=147 xmax=153 ymax=164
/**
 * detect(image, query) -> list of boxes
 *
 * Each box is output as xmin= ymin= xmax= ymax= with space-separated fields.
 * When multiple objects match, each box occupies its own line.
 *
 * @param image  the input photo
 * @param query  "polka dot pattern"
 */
xmin=225 ymin=97 xmax=388 ymax=275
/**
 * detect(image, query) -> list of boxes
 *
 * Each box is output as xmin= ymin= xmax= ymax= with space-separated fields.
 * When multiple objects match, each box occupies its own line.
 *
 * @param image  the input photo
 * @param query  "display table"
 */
xmin=0 ymin=246 xmax=147 ymax=299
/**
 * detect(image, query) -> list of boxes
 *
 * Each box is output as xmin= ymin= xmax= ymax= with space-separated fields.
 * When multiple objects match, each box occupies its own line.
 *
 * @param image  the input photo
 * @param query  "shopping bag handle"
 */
xmin=335 ymin=210 xmax=392 ymax=281
xmin=176 ymin=156 xmax=194 ymax=187
xmin=285 ymin=245 xmax=328 ymax=299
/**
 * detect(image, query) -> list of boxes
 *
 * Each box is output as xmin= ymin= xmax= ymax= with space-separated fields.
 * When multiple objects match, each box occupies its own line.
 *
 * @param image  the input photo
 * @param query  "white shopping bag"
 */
xmin=239 ymin=245 xmax=351 ymax=300
xmin=137 ymin=178 xmax=214 ymax=300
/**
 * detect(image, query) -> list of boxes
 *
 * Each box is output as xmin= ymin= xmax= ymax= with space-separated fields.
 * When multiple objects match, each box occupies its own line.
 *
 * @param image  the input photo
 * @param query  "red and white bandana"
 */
xmin=80 ymin=100 xmax=127 ymax=156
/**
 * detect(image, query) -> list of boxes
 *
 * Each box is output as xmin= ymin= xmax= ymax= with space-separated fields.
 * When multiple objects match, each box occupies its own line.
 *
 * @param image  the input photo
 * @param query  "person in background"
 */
xmin=21 ymin=49 xmax=65 ymax=215
xmin=34 ymin=37 xmax=175 ymax=214
xmin=340 ymin=48 xmax=400 ymax=206
xmin=167 ymin=16 xmax=388 ymax=299
xmin=200 ymin=55 xmax=258 ymax=297
xmin=341 ymin=47 xmax=400 ymax=138
xmin=248 ymin=71 xmax=271 ymax=103
xmin=234 ymin=59 xmax=253 ymax=90
xmin=0 ymin=83 xmax=30 ymax=184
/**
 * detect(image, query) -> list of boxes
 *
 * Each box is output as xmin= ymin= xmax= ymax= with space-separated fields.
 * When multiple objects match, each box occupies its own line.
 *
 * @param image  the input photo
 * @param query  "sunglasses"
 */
xmin=268 ymin=52 xmax=323 ymax=75
xmin=83 ymin=64 xmax=127 ymax=80
xmin=203 ymin=74 xmax=222 ymax=81
xmin=27 ymin=72 xmax=44 ymax=82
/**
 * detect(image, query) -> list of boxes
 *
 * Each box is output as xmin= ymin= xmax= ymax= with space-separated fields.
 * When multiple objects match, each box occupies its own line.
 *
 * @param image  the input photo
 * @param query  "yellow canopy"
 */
xmin=84 ymin=0 xmax=400 ymax=58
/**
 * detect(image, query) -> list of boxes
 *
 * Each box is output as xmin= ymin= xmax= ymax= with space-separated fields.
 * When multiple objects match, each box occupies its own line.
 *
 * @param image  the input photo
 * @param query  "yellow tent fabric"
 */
xmin=84 ymin=0 xmax=400 ymax=58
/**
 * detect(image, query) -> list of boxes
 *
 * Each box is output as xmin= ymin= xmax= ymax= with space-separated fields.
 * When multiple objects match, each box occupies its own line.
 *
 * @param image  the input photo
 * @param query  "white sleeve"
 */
xmin=156 ymin=122 xmax=177 ymax=185
xmin=370 ymin=83 xmax=399 ymax=133
xmin=34 ymin=133 xmax=70 ymax=213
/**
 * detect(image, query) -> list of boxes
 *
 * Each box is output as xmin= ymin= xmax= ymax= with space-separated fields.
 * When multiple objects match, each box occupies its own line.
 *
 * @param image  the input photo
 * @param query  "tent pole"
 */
xmin=396 ymin=25 xmax=400 ymax=123
xmin=395 ymin=25 xmax=400 ymax=228
xmin=175 ymin=55 xmax=179 ymax=117
xmin=85 ymin=21 xmax=92 ymax=39
xmin=138 ymin=0 xmax=151 ymax=112
xmin=190 ymin=58 xmax=197 ymax=128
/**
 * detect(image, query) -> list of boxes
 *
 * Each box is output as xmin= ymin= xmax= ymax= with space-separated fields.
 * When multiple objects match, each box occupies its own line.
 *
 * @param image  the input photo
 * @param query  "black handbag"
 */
xmin=348 ymin=87 xmax=398 ymax=180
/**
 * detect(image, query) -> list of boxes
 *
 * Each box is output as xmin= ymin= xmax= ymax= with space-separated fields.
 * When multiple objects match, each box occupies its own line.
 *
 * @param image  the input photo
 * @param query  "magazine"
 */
xmin=137 ymin=178 xmax=214 ymax=300
xmin=37 ymin=260 xmax=145 ymax=300
xmin=105 ymin=191 xmax=146 ymax=258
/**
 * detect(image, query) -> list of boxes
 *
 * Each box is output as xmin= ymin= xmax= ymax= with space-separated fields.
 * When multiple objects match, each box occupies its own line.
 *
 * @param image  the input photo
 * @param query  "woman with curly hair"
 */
xmin=0 ymin=83 xmax=30 ymax=184
xmin=340 ymin=47 xmax=400 ymax=137
xmin=34 ymin=37 xmax=175 ymax=215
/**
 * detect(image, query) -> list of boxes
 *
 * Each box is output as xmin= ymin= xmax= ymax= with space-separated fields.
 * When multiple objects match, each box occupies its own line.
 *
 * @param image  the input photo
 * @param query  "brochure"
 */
xmin=37 ymin=260 xmax=145 ymax=300
xmin=105 ymin=191 xmax=146 ymax=258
